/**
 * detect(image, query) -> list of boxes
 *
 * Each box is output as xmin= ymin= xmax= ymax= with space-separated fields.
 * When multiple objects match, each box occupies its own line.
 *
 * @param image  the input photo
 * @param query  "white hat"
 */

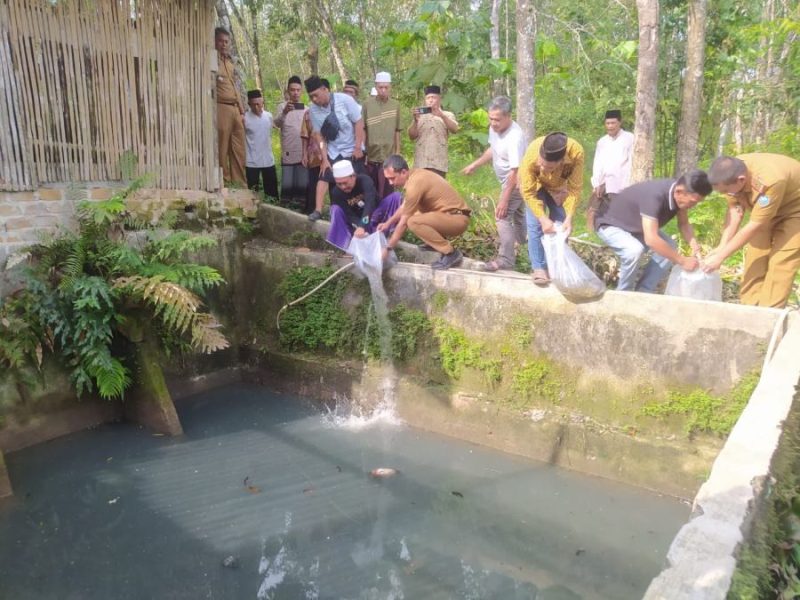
xmin=375 ymin=72 xmax=391 ymax=83
xmin=370 ymin=87 xmax=378 ymax=96
xmin=332 ymin=160 xmax=355 ymax=178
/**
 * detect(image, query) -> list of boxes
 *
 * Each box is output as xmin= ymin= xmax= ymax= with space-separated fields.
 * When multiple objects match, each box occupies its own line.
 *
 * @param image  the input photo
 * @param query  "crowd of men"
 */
xmin=215 ymin=27 xmax=800 ymax=308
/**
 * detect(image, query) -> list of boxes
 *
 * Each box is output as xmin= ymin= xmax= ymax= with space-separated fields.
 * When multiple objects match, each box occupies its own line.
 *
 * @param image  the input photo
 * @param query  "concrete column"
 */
xmin=124 ymin=335 xmax=183 ymax=436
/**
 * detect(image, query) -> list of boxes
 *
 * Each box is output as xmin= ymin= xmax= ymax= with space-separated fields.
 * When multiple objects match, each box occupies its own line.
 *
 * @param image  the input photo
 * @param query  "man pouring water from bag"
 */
xmin=594 ymin=170 xmax=712 ymax=292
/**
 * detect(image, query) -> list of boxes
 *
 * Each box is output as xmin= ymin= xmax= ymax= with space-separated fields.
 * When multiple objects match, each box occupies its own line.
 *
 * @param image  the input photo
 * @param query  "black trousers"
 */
xmin=246 ymin=166 xmax=279 ymax=200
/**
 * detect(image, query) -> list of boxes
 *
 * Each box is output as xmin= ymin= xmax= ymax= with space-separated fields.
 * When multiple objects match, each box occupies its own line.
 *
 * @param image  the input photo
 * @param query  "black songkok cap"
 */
xmin=605 ymin=109 xmax=622 ymax=120
xmin=288 ymin=75 xmax=302 ymax=86
xmin=344 ymin=79 xmax=359 ymax=88
xmin=304 ymin=76 xmax=323 ymax=94
xmin=424 ymin=85 xmax=441 ymax=95
xmin=540 ymin=132 xmax=568 ymax=162
xmin=247 ymin=89 xmax=262 ymax=100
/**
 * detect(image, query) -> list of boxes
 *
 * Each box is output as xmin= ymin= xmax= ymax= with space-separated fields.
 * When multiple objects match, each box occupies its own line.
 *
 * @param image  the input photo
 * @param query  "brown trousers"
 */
xmin=408 ymin=212 xmax=469 ymax=254
xmin=217 ymin=103 xmax=246 ymax=186
xmin=741 ymin=216 xmax=800 ymax=308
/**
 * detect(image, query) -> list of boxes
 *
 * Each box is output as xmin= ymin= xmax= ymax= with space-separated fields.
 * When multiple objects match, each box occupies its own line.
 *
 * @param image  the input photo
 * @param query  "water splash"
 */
xmin=325 ymin=235 xmax=401 ymax=426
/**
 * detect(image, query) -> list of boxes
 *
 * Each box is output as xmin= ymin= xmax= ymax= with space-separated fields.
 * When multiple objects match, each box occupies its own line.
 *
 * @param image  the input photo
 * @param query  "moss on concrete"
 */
xmin=727 ymin=386 xmax=800 ymax=599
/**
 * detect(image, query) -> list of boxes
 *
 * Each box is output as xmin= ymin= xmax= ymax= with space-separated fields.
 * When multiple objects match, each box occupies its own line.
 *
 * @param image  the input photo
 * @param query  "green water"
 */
xmin=0 ymin=384 xmax=687 ymax=599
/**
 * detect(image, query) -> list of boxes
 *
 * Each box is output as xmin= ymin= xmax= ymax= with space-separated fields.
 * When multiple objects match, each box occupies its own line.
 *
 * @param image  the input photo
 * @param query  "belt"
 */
xmin=447 ymin=209 xmax=471 ymax=216
xmin=218 ymin=101 xmax=239 ymax=107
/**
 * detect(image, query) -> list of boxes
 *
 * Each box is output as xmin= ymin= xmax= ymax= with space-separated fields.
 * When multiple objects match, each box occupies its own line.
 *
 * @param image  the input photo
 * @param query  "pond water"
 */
xmin=0 ymin=384 xmax=687 ymax=599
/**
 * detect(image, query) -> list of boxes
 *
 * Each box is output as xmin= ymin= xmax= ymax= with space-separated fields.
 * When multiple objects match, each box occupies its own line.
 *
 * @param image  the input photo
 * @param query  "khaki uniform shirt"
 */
xmin=400 ymin=169 xmax=470 ymax=217
xmin=362 ymin=97 xmax=401 ymax=163
xmin=519 ymin=137 xmax=585 ymax=217
xmin=727 ymin=153 xmax=800 ymax=224
xmin=216 ymin=54 xmax=242 ymax=108
xmin=411 ymin=111 xmax=458 ymax=173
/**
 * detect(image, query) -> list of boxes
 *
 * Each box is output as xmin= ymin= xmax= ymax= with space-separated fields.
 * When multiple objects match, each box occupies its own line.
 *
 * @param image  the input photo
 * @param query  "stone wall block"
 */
xmin=88 ymin=188 xmax=113 ymax=200
xmin=0 ymin=204 xmax=21 ymax=217
xmin=37 ymin=188 xmax=63 ymax=201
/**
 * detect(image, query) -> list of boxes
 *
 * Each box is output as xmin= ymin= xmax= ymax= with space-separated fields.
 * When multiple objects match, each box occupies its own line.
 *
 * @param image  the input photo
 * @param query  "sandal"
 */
xmin=479 ymin=260 xmax=501 ymax=272
xmin=531 ymin=268 xmax=551 ymax=285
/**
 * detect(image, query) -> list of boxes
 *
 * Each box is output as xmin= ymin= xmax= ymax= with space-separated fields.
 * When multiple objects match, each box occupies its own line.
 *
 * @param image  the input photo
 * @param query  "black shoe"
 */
xmin=431 ymin=250 xmax=463 ymax=270
xmin=308 ymin=210 xmax=322 ymax=222
xmin=417 ymin=243 xmax=436 ymax=252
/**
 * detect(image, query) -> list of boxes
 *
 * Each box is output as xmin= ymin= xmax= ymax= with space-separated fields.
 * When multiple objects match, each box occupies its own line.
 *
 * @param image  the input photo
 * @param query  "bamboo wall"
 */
xmin=0 ymin=0 xmax=218 ymax=191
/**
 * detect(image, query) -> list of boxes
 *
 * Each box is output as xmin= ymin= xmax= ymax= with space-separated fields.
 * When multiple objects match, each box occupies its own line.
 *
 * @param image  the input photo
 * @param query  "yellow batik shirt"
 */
xmin=519 ymin=136 xmax=585 ymax=217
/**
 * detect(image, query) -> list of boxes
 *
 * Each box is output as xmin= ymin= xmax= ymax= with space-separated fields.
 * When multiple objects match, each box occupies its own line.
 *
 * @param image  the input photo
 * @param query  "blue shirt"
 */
xmin=308 ymin=92 xmax=362 ymax=159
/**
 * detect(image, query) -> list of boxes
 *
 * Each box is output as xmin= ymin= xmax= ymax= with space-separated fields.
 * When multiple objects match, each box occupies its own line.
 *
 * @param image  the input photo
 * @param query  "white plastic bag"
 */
xmin=664 ymin=265 xmax=722 ymax=301
xmin=541 ymin=225 xmax=605 ymax=300
xmin=347 ymin=231 xmax=387 ymax=276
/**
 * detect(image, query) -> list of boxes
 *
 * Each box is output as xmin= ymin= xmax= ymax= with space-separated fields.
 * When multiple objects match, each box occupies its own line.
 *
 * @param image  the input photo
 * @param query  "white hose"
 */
xmin=276 ymin=262 xmax=355 ymax=334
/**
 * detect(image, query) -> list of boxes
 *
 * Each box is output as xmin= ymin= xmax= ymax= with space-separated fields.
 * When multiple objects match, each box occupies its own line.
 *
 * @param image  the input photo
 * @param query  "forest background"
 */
xmin=216 ymin=0 xmax=799 ymax=279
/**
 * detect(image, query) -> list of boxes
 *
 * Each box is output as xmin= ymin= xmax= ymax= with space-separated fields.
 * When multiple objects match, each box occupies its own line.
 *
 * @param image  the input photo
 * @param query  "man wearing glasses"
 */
xmin=705 ymin=154 xmax=800 ymax=307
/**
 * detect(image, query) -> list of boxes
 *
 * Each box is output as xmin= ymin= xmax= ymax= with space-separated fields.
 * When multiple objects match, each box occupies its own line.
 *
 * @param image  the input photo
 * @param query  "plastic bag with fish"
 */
xmin=347 ymin=231 xmax=387 ymax=276
xmin=542 ymin=224 xmax=606 ymax=300
xmin=665 ymin=265 xmax=722 ymax=301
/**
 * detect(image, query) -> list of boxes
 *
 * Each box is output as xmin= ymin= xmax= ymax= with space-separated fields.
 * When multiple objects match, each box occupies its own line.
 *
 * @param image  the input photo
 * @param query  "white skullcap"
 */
xmin=370 ymin=87 xmax=378 ymax=96
xmin=375 ymin=72 xmax=391 ymax=83
xmin=332 ymin=160 xmax=355 ymax=178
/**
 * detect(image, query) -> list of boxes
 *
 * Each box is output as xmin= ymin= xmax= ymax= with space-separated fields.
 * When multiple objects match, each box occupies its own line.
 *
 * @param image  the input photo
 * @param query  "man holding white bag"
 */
xmin=594 ymin=170 xmax=712 ymax=292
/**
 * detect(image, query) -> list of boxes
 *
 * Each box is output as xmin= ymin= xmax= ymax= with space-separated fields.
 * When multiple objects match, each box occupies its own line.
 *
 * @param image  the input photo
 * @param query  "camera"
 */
xmin=293 ymin=102 xmax=305 ymax=109
xmin=417 ymin=106 xmax=432 ymax=114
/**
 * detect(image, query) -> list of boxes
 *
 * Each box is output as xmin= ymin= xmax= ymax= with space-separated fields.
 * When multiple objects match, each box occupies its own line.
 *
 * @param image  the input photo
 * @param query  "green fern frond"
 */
xmin=147 ymin=231 xmax=217 ymax=263
xmin=141 ymin=263 xmax=224 ymax=293
xmin=87 ymin=355 xmax=130 ymax=399
xmin=77 ymin=198 xmax=126 ymax=227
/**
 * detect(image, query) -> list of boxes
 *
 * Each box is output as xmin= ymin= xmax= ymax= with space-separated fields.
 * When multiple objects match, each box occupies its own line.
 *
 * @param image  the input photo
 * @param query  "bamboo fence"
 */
xmin=0 ymin=0 xmax=218 ymax=191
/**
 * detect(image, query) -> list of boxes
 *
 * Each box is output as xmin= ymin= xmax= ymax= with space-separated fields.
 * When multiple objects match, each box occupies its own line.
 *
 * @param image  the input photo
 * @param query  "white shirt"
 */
xmin=244 ymin=110 xmax=275 ymax=168
xmin=488 ymin=121 xmax=527 ymax=187
xmin=591 ymin=129 xmax=634 ymax=194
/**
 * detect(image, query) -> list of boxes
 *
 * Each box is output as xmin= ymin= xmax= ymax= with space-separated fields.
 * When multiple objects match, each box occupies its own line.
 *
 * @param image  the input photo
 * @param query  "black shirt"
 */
xmin=330 ymin=174 xmax=377 ymax=228
xmin=595 ymin=179 xmax=677 ymax=240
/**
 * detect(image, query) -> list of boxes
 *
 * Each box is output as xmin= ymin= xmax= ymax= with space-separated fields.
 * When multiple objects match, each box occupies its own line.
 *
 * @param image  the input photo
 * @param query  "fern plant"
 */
xmin=14 ymin=177 xmax=229 ymax=399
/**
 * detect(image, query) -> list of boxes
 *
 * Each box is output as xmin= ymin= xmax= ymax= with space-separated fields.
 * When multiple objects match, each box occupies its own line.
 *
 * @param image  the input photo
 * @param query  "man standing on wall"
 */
xmin=461 ymin=96 xmax=528 ymax=272
xmin=274 ymin=76 xmax=307 ymax=208
xmin=304 ymin=76 xmax=365 ymax=222
xmin=214 ymin=27 xmax=246 ymax=187
xmin=408 ymin=85 xmax=459 ymax=178
xmin=594 ymin=170 xmax=711 ymax=292
xmin=588 ymin=109 xmax=634 ymax=230
xmin=704 ymin=154 xmax=800 ymax=308
xmin=362 ymin=72 xmax=402 ymax=199
xmin=243 ymin=90 xmax=278 ymax=201
xmin=519 ymin=132 xmax=585 ymax=285
xmin=379 ymin=155 xmax=471 ymax=270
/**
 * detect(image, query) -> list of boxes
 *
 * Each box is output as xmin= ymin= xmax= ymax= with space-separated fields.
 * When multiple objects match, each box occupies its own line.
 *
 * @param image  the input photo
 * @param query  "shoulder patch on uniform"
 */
xmin=757 ymin=194 xmax=770 ymax=207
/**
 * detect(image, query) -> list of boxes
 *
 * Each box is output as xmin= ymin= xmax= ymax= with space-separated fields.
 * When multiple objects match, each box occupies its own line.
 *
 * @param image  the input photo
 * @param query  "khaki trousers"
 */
xmin=217 ymin=103 xmax=246 ymax=186
xmin=741 ymin=216 xmax=800 ymax=308
xmin=407 ymin=212 xmax=469 ymax=254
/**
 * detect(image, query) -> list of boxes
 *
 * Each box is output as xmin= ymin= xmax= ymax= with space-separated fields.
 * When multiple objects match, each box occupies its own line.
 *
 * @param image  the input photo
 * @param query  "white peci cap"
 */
xmin=332 ymin=160 xmax=355 ymax=178
xmin=375 ymin=72 xmax=391 ymax=83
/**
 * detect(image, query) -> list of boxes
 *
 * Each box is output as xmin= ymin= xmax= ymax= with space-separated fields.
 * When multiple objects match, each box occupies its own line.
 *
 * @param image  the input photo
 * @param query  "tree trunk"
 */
xmin=674 ymin=0 xmax=706 ymax=177
xmin=313 ymin=0 xmax=348 ymax=84
xmin=490 ymin=0 xmax=503 ymax=97
xmin=631 ymin=0 xmax=659 ymax=183
xmin=249 ymin=1 xmax=264 ymax=89
xmin=516 ymin=0 xmax=536 ymax=143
